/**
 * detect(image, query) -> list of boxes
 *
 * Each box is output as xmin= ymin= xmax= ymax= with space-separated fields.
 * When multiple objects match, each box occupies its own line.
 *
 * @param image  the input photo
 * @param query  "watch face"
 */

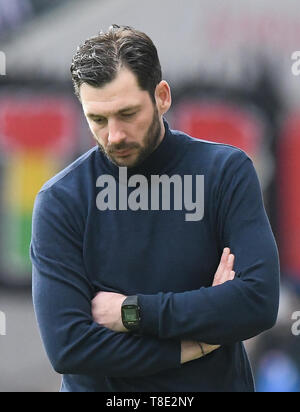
xmin=124 ymin=307 xmax=138 ymax=321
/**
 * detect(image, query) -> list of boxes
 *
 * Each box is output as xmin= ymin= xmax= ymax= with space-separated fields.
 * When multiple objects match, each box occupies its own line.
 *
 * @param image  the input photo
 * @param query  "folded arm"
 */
xmin=135 ymin=153 xmax=280 ymax=344
xmin=93 ymin=152 xmax=279 ymax=345
xmin=31 ymin=188 xmax=183 ymax=377
xmin=91 ymin=248 xmax=235 ymax=358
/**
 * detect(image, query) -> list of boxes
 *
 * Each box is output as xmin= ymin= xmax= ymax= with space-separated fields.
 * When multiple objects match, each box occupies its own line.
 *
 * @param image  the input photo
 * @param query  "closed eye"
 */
xmin=93 ymin=117 xmax=106 ymax=124
xmin=120 ymin=112 xmax=136 ymax=118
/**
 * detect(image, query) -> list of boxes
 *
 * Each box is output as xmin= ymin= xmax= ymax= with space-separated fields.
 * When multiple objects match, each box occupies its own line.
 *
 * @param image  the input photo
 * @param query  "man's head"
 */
xmin=70 ymin=24 xmax=171 ymax=167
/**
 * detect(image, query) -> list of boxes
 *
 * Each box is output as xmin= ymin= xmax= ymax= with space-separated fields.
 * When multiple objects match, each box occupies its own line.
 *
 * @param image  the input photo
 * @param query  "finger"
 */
xmin=229 ymin=270 xmax=235 ymax=280
xmin=201 ymin=343 xmax=221 ymax=356
xmin=206 ymin=344 xmax=220 ymax=352
xmin=221 ymin=247 xmax=230 ymax=263
xmin=218 ymin=254 xmax=235 ymax=284
xmin=223 ymin=254 xmax=234 ymax=277
xmin=214 ymin=248 xmax=230 ymax=281
xmin=218 ymin=248 xmax=230 ymax=269
xmin=227 ymin=253 xmax=235 ymax=269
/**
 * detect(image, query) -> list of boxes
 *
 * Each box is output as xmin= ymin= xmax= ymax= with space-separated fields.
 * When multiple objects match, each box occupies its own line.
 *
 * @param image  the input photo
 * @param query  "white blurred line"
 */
xmin=0 ymin=311 xmax=6 ymax=335
xmin=0 ymin=51 xmax=6 ymax=75
xmin=291 ymin=51 xmax=300 ymax=76
xmin=291 ymin=311 xmax=300 ymax=336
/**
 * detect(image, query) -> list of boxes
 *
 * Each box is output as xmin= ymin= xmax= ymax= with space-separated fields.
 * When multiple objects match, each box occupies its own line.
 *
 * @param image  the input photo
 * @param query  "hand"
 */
xmin=212 ymin=247 xmax=235 ymax=287
xmin=181 ymin=340 xmax=220 ymax=364
xmin=91 ymin=291 xmax=128 ymax=332
xmin=180 ymin=247 xmax=235 ymax=364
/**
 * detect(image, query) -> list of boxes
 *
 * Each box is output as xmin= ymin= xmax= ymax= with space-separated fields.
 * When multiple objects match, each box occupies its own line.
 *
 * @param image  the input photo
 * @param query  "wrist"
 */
xmin=198 ymin=342 xmax=205 ymax=356
xmin=135 ymin=293 xmax=160 ymax=336
xmin=121 ymin=295 xmax=141 ymax=331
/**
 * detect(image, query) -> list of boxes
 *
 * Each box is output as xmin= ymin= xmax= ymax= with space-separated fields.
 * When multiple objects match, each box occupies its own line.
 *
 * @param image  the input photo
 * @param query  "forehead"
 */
xmin=80 ymin=68 xmax=150 ymax=116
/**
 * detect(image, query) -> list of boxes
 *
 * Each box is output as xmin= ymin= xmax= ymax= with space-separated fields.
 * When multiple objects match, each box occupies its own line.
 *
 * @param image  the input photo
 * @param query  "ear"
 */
xmin=155 ymin=80 xmax=172 ymax=115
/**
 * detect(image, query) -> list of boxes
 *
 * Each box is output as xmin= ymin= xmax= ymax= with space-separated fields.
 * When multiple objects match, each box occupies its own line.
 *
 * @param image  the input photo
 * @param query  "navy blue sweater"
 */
xmin=31 ymin=120 xmax=280 ymax=392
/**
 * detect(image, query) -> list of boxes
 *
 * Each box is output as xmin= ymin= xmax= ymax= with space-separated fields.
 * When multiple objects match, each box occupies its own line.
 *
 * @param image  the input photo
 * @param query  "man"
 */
xmin=31 ymin=24 xmax=280 ymax=392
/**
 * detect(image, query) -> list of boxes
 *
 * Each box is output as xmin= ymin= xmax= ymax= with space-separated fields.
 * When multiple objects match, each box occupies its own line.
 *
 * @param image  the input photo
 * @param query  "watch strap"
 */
xmin=123 ymin=295 xmax=138 ymax=306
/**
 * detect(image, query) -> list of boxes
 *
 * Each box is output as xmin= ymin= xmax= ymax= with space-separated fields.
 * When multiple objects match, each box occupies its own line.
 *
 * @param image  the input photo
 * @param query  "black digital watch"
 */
xmin=121 ymin=295 xmax=140 ymax=331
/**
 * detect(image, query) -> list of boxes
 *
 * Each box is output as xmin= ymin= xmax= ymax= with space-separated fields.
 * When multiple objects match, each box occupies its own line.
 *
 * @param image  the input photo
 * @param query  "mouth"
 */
xmin=114 ymin=148 xmax=135 ymax=157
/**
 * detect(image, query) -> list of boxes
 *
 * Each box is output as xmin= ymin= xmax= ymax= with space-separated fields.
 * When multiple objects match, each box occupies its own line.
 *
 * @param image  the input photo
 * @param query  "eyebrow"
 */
xmin=86 ymin=105 xmax=141 ymax=118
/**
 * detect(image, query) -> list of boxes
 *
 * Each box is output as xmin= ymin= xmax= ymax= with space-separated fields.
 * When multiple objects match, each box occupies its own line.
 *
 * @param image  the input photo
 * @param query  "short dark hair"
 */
xmin=70 ymin=24 xmax=162 ymax=102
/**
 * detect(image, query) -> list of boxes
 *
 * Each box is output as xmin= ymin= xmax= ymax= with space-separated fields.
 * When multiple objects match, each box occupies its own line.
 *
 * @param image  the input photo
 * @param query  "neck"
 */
xmin=155 ymin=116 xmax=166 ymax=149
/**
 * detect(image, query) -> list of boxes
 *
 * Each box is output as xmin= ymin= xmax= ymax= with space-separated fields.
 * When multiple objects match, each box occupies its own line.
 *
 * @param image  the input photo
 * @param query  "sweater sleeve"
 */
xmin=136 ymin=150 xmax=280 ymax=344
xmin=31 ymin=188 xmax=180 ymax=377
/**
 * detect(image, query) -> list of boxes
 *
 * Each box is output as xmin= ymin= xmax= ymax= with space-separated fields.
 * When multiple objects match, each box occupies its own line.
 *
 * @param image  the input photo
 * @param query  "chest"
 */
xmin=83 ymin=206 xmax=219 ymax=294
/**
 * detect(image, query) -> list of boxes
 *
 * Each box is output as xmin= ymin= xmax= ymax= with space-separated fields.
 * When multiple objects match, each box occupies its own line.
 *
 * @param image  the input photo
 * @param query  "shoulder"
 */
xmin=39 ymin=146 xmax=98 ymax=194
xmin=170 ymin=126 xmax=250 ymax=169
xmin=33 ymin=146 xmax=99 ymax=226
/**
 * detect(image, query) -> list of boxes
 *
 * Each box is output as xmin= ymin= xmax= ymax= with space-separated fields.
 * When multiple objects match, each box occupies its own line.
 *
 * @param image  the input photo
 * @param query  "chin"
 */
xmin=114 ymin=150 xmax=147 ymax=168
xmin=111 ymin=155 xmax=138 ymax=168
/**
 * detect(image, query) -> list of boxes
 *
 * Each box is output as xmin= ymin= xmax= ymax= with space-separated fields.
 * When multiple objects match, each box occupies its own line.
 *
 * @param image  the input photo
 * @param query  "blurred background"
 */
xmin=0 ymin=0 xmax=300 ymax=392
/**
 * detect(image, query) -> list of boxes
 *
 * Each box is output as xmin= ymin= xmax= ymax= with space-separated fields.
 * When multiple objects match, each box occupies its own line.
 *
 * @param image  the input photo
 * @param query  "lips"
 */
xmin=114 ymin=148 xmax=134 ymax=156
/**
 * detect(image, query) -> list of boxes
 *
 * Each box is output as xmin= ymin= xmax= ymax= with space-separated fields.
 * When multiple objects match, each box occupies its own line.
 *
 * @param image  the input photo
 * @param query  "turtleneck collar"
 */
xmin=97 ymin=118 xmax=184 ymax=180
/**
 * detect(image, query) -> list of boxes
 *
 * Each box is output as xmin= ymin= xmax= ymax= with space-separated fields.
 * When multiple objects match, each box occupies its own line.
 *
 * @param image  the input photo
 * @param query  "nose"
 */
xmin=107 ymin=119 xmax=126 ymax=146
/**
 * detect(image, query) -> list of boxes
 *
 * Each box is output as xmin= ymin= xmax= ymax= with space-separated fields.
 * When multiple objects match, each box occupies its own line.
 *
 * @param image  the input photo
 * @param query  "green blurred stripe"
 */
xmin=2 ymin=211 xmax=32 ymax=275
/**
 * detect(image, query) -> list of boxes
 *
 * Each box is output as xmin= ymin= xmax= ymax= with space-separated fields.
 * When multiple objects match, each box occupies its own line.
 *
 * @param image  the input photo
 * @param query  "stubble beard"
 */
xmin=96 ymin=106 xmax=162 ymax=168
